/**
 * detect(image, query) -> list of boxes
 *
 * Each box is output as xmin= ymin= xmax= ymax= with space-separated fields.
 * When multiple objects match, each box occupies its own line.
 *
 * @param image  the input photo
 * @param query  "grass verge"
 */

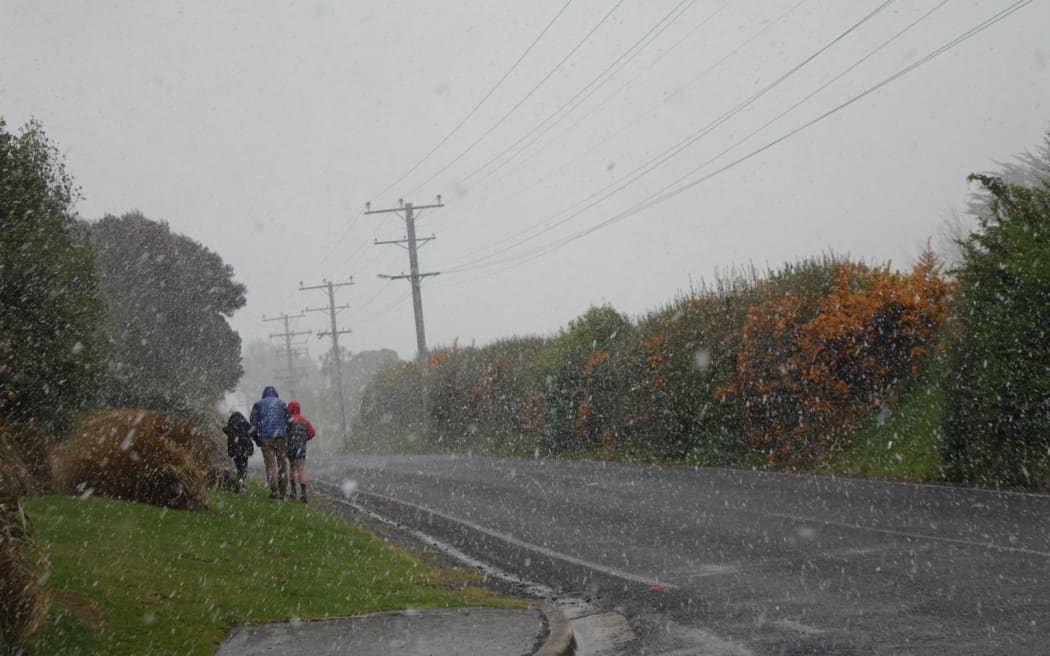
xmin=827 ymin=369 xmax=946 ymax=481
xmin=21 ymin=487 xmax=507 ymax=655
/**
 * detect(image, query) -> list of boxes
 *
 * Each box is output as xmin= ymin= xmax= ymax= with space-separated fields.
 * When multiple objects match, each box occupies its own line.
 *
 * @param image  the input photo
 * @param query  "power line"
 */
xmin=403 ymin=0 xmax=628 ymax=198
xmin=315 ymin=2 xmax=579 ymax=270
xmin=330 ymin=0 xmax=757 ymax=279
xmin=454 ymin=0 xmax=705 ymax=191
xmin=439 ymin=0 xmax=808 ymax=269
xmin=461 ymin=0 xmax=805 ymax=209
xmin=372 ymin=0 xmax=577 ymax=201
xmin=441 ymin=0 xmax=898 ymax=274
xmin=443 ymin=0 xmax=1034 ymax=276
xmin=354 ymin=289 xmax=413 ymax=327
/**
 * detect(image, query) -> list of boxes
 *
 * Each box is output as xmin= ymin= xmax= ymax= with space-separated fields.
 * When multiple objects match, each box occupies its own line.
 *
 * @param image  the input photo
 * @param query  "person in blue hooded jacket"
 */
xmin=249 ymin=385 xmax=290 ymax=498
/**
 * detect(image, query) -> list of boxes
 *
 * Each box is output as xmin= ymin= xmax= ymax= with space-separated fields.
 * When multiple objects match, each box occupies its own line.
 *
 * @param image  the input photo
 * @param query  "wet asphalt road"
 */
xmin=310 ymin=454 xmax=1049 ymax=655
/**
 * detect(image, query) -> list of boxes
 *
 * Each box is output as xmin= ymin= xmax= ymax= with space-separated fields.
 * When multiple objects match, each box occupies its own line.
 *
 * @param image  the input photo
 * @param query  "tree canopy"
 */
xmin=90 ymin=212 xmax=246 ymax=413
xmin=0 ymin=119 xmax=104 ymax=431
xmin=944 ymin=166 xmax=1050 ymax=486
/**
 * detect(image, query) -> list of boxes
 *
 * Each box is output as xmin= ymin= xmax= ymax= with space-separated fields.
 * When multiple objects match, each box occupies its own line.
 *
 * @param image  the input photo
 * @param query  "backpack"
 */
xmin=287 ymin=418 xmax=310 ymax=444
xmin=223 ymin=411 xmax=255 ymax=457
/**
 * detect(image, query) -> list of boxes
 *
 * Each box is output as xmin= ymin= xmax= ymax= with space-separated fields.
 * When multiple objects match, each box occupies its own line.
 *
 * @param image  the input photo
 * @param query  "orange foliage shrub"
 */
xmin=719 ymin=251 xmax=950 ymax=465
xmin=51 ymin=409 xmax=209 ymax=511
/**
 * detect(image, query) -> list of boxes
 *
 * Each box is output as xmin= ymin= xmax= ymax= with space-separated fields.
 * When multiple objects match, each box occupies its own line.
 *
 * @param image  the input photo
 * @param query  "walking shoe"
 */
xmin=301 ymin=494 xmax=308 ymax=503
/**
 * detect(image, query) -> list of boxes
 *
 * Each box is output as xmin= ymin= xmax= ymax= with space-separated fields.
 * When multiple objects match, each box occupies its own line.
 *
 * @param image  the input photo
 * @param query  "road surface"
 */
xmin=311 ymin=454 xmax=1049 ymax=655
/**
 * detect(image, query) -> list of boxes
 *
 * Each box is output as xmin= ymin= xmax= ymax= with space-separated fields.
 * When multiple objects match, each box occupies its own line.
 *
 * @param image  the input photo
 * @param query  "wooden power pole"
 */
xmin=262 ymin=312 xmax=311 ymax=399
xmin=365 ymin=196 xmax=443 ymax=437
xmin=300 ymin=278 xmax=354 ymax=445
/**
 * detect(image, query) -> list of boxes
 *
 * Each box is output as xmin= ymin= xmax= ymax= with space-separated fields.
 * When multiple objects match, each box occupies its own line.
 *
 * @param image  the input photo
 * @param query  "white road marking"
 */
xmin=776 ymin=619 xmax=825 ymax=635
xmin=321 ymin=480 xmax=675 ymax=590
xmin=737 ymin=508 xmax=1050 ymax=559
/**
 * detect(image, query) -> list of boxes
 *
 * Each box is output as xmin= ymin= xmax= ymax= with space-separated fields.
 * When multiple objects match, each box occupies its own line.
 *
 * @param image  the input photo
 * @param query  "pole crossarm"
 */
xmin=378 ymin=272 xmax=440 ymax=281
xmin=268 ymin=332 xmax=311 ymax=340
xmin=262 ymin=312 xmax=305 ymax=323
xmin=317 ymin=328 xmax=353 ymax=338
xmin=305 ymin=304 xmax=349 ymax=314
xmin=299 ymin=278 xmax=355 ymax=292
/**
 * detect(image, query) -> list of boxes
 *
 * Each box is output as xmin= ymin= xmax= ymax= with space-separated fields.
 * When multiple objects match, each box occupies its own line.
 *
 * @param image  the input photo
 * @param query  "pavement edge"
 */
xmin=535 ymin=602 xmax=575 ymax=656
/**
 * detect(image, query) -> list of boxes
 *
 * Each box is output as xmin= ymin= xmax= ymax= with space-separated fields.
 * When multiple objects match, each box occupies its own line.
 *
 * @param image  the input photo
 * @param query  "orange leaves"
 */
xmin=582 ymin=349 xmax=610 ymax=379
xmin=517 ymin=393 xmax=543 ymax=430
xmin=721 ymin=254 xmax=950 ymax=465
xmin=640 ymin=333 xmax=666 ymax=367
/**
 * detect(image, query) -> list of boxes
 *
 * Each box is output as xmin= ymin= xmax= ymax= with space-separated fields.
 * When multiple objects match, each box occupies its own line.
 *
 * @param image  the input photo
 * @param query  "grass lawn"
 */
xmin=20 ymin=487 xmax=506 ymax=655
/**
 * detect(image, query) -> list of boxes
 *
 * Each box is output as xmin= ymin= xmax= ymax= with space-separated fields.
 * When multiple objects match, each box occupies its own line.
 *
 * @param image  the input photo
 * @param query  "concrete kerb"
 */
xmin=535 ymin=602 xmax=576 ymax=656
xmin=305 ymin=485 xmax=576 ymax=655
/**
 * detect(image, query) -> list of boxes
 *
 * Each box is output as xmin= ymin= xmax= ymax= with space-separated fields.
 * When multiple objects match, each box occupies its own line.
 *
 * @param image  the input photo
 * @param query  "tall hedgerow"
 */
xmin=719 ymin=254 xmax=949 ymax=466
xmin=537 ymin=306 xmax=633 ymax=455
xmin=626 ymin=273 xmax=756 ymax=462
xmin=943 ymin=170 xmax=1050 ymax=487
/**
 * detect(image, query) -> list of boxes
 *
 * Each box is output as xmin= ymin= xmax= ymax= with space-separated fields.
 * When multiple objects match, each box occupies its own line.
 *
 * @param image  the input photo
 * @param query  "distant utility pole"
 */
xmin=300 ymin=277 xmax=354 ymax=444
xmin=263 ymin=312 xmax=311 ymax=398
xmin=365 ymin=196 xmax=443 ymax=436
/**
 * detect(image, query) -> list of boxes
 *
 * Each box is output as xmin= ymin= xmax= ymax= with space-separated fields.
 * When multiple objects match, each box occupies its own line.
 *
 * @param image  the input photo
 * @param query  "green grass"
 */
xmin=827 ymin=371 xmax=946 ymax=481
xmin=20 ymin=488 xmax=505 ymax=655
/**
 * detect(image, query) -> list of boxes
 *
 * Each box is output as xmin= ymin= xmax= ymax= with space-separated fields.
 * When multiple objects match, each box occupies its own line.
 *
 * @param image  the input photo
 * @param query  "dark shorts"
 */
xmin=233 ymin=456 xmax=249 ymax=479
xmin=287 ymin=436 xmax=306 ymax=461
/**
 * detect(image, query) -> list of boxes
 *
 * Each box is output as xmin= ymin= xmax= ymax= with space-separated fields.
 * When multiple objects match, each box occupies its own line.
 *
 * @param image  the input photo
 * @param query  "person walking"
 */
xmin=286 ymin=400 xmax=316 ymax=503
xmin=221 ymin=411 xmax=255 ymax=493
xmin=249 ymin=385 xmax=290 ymax=499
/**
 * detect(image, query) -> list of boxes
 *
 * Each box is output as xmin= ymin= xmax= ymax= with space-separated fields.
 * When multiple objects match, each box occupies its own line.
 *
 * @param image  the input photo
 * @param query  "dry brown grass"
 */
xmin=0 ymin=495 xmax=50 ymax=653
xmin=0 ymin=434 xmax=31 ymax=500
xmin=50 ymin=409 xmax=210 ymax=511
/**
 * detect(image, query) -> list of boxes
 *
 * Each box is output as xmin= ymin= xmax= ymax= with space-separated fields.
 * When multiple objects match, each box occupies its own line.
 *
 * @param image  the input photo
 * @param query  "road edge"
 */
xmin=535 ymin=601 xmax=575 ymax=656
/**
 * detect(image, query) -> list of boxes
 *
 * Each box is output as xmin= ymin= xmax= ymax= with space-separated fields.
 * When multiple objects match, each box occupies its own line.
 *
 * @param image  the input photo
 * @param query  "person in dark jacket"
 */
xmin=222 ymin=411 xmax=255 ymax=493
xmin=249 ymin=385 xmax=290 ymax=498
xmin=285 ymin=400 xmax=316 ymax=503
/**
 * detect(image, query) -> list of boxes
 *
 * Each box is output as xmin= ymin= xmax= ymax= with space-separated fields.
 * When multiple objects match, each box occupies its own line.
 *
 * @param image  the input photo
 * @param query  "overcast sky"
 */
xmin=2 ymin=0 xmax=1048 ymax=362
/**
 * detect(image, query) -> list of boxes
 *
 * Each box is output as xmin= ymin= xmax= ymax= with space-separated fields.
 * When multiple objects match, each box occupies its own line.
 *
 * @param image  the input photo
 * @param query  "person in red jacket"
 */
xmin=285 ymin=400 xmax=316 ymax=502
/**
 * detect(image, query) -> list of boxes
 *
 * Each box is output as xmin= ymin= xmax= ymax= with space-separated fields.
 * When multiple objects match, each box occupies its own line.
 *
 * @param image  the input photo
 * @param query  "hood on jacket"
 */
xmin=288 ymin=400 xmax=301 ymax=415
xmin=262 ymin=386 xmax=279 ymax=399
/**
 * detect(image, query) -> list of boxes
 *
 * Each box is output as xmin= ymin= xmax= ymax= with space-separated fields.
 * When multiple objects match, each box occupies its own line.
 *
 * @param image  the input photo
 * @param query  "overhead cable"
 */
xmin=443 ymin=0 xmax=1033 ymax=277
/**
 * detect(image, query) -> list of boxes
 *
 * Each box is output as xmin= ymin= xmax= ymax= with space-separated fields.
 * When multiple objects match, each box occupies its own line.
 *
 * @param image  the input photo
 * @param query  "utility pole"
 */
xmin=300 ymin=278 xmax=354 ymax=446
xmin=262 ymin=312 xmax=311 ymax=398
xmin=365 ymin=196 xmax=443 ymax=437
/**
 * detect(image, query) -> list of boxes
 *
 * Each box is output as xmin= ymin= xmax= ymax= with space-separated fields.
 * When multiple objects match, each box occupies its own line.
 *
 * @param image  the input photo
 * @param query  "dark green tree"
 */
xmin=0 ymin=119 xmax=104 ymax=432
xmin=90 ymin=212 xmax=246 ymax=414
xmin=944 ymin=165 xmax=1050 ymax=487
